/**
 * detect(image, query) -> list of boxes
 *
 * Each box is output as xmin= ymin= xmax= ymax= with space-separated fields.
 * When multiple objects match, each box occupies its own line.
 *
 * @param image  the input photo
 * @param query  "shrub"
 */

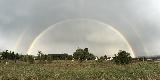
xmin=73 ymin=48 xmax=95 ymax=62
xmin=113 ymin=50 xmax=132 ymax=64
xmin=27 ymin=55 xmax=34 ymax=64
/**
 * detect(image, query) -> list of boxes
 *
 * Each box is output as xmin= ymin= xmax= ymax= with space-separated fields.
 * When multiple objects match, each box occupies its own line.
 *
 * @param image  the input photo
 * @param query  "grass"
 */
xmin=0 ymin=60 xmax=160 ymax=80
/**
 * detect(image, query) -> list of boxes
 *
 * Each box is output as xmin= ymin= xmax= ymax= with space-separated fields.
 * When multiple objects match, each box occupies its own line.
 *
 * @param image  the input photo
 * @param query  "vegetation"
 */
xmin=1 ymin=50 xmax=20 ymax=63
xmin=0 ymin=48 xmax=160 ymax=80
xmin=0 ymin=61 xmax=160 ymax=80
xmin=73 ymin=48 xmax=96 ymax=62
xmin=113 ymin=50 xmax=132 ymax=64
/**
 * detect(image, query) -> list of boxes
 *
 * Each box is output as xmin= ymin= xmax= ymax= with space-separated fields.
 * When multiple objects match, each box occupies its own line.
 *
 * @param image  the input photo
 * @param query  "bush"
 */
xmin=27 ymin=55 xmax=34 ymax=64
xmin=73 ymin=48 xmax=95 ymax=62
xmin=113 ymin=50 xmax=132 ymax=64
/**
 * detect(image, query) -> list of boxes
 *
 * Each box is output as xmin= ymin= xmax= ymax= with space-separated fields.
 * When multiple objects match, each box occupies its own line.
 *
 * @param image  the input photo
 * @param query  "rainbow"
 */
xmin=117 ymin=14 xmax=148 ymax=56
xmin=27 ymin=18 xmax=136 ymax=57
xmin=13 ymin=28 xmax=28 ymax=52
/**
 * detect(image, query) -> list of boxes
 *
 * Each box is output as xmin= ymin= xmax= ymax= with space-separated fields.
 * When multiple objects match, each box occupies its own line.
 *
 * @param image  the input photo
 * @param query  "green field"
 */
xmin=0 ymin=61 xmax=160 ymax=80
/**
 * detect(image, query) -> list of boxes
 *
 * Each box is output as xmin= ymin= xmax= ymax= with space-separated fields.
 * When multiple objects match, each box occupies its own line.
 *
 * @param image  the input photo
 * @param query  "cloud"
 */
xmin=0 ymin=0 xmax=160 ymax=57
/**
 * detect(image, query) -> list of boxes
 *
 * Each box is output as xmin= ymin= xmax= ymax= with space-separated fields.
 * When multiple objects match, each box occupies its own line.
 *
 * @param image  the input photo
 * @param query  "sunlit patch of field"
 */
xmin=0 ymin=61 xmax=160 ymax=80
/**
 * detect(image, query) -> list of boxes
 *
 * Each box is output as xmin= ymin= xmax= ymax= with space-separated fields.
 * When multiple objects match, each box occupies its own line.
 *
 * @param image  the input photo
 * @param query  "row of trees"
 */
xmin=0 ymin=50 xmax=35 ymax=63
xmin=72 ymin=48 xmax=133 ymax=64
xmin=35 ymin=48 xmax=96 ymax=63
xmin=0 ymin=50 xmax=20 ymax=62
xmin=0 ymin=48 xmax=133 ymax=64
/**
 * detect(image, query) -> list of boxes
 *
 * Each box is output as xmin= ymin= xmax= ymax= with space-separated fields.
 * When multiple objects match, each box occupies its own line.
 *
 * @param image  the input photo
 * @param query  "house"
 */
xmin=48 ymin=53 xmax=69 ymax=60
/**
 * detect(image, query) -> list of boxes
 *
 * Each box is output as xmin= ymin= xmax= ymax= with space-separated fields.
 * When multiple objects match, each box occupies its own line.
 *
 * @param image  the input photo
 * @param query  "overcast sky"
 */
xmin=0 ymin=0 xmax=160 ymax=57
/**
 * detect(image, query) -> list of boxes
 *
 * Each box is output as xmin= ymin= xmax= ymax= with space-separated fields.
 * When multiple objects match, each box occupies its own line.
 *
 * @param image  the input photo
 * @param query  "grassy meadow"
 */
xmin=0 ymin=60 xmax=160 ymax=80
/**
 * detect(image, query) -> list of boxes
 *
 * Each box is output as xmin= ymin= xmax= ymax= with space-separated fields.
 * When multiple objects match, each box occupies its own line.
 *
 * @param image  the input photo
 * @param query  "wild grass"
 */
xmin=0 ymin=60 xmax=160 ymax=80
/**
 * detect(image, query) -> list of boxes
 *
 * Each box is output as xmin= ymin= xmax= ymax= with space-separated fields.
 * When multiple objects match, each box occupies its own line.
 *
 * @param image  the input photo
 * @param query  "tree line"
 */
xmin=0 ymin=48 xmax=134 ymax=64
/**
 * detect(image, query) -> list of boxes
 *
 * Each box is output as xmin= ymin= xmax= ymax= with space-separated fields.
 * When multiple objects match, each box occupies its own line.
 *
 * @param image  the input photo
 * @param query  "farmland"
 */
xmin=0 ymin=60 xmax=160 ymax=80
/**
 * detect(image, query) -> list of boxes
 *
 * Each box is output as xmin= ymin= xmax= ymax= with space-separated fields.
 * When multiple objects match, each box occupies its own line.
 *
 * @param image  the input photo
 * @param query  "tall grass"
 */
xmin=0 ymin=60 xmax=160 ymax=80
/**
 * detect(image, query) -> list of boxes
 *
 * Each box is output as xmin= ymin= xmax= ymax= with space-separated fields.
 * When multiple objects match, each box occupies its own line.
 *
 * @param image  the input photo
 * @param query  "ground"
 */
xmin=0 ymin=60 xmax=160 ymax=80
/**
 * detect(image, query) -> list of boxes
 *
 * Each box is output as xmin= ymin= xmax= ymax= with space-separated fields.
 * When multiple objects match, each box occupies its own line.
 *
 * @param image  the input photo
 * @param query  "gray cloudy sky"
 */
xmin=0 ymin=0 xmax=160 ymax=57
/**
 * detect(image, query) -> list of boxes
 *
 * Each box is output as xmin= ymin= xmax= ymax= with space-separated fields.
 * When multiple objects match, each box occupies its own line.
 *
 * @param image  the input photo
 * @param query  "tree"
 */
xmin=73 ymin=48 xmax=84 ymax=60
xmin=37 ymin=51 xmax=43 ymax=62
xmin=87 ymin=53 xmax=96 ymax=60
xmin=104 ymin=55 xmax=107 ymax=60
xmin=37 ymin=51 xmax=48 ymax=63
xmin=10 ymin=51 xmax=15 ymax=60
xmin=73 ymin=48 xmax=95 ymax=62
xmin=2 ymin=50 xmax=9 ymax=60
xmin=15 ymin=53 xmax=19 ymax=63
xmin=113 ymin=50 xmax=132 ymax=64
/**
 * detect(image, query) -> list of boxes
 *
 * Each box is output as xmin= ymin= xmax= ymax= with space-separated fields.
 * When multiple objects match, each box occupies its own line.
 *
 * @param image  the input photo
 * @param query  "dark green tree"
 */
xmin=73 ymin=48 xmax=95 ymax=62
xmin=2 ymin=50 xmax=9 ymax=60
xmin=14 ymin=53 xmax=19 ymax=63
xmin=1 ymin=50 xmax=20 ymax=63
xmin=37 ymin=51 xmax=43 ymax=62
xmin=10 ymin=51 xmax=15 ymax=60
xmin=99 ymin=55 xmax=108 ymax=61
xmin=113 ymin=50 xmax=132 ymax=64
xmin=73 ymin=48 xmax=84 ymax=60
xmin=37 ymin=51 xmax=47 ymax=63
xmin=87 ymin=53 xmax=96 ymax=60
xmin=104 ymin=55 xmax=107 ymax=60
